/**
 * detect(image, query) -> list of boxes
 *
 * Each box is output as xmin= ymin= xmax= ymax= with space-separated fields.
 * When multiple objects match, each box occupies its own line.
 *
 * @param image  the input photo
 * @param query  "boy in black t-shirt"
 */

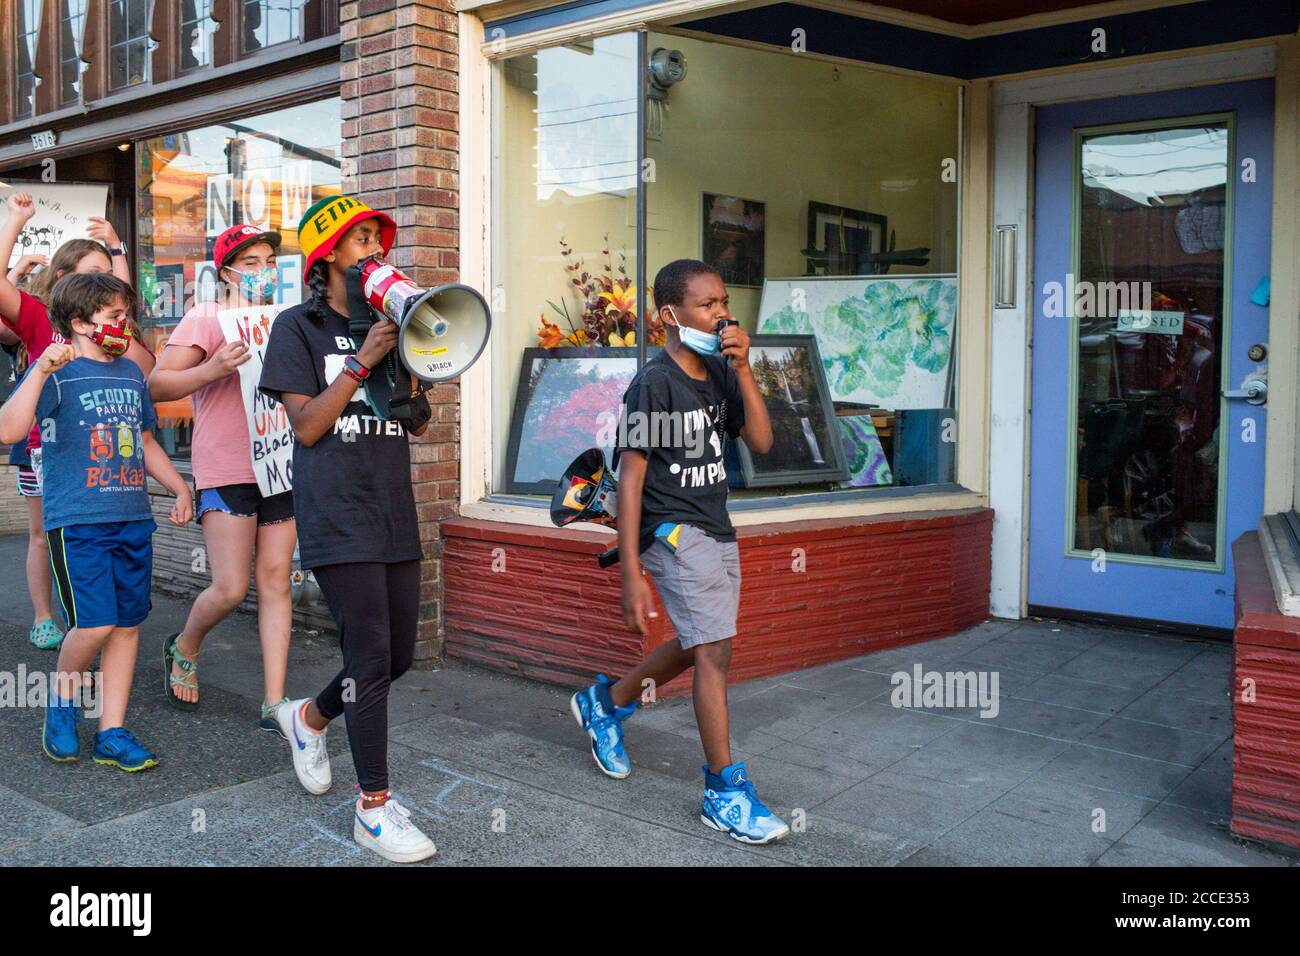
xmin=569 ymin=259 xmax=790 ymax=844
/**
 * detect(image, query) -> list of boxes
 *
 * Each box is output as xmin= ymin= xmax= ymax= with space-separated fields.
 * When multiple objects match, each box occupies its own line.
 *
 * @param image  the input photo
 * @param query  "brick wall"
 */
xmin=0 ymin=460 xmax=30 ymax=536
xmin=147 ymin=482 xmax=335 ymax=632
xmin=1230 ymin=532 xmax=1300 ymax=850
xmin=340 ymin=0 xmax=462 ymax=662
xmin=442 ymin=509 xmax=994 ymax=696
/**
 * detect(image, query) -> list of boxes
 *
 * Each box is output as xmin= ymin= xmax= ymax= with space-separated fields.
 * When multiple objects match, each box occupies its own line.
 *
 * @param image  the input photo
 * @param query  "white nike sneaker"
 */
xmin=277 ymin=698 xmax=331 ymax=795
xmin=353 ymin=798 xmax=437 ymax=863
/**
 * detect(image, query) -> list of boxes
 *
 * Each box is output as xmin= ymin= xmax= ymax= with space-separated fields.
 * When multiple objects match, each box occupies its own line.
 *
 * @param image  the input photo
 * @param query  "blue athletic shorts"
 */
xmin=46 ymin=519 xmax=156 ymax=629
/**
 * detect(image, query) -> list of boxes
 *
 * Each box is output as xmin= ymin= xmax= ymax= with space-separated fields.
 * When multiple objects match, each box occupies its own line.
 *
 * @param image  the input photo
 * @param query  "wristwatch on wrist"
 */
xmin=108 ymin=241 xmax=128 ymax=257
xmin=343 ymin=354 xmax=371 ymax=384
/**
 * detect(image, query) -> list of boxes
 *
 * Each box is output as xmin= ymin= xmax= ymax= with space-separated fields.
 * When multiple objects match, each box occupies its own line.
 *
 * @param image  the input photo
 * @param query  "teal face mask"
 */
xmin=668 ymin=307 xmax=721 ymax=356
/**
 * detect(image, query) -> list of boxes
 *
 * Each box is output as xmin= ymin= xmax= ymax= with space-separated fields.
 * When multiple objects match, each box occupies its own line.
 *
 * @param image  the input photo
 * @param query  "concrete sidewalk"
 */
xmin=0 ymin=531 xmax=1294 ymax=867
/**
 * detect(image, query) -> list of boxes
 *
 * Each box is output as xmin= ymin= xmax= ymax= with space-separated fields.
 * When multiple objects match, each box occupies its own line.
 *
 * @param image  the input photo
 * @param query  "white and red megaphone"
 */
xmin=355 ymin=255 xmax=492 ymax=384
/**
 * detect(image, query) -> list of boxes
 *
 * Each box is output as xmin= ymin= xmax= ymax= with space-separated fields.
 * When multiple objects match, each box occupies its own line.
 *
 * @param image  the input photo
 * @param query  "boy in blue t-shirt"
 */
xmin=0 ymin=273 xmax=192 ymax=771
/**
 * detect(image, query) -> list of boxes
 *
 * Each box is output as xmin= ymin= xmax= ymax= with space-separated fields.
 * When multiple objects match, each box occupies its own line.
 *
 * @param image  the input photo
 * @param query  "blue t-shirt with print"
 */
xmin=34 ymin=356 xmax=157 ymax=532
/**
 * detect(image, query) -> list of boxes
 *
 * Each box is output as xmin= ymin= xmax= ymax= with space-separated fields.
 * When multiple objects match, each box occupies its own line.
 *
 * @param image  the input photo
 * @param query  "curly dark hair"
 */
xmin=304 ymin=259 xmax=331 ymax=321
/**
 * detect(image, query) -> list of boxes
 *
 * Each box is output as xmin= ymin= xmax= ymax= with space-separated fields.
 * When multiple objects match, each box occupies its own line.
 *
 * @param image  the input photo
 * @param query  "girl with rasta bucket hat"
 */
xmin=148 ymin=224 xmax=298 ymax=733
xmin=258 ymin=194 xmax=437 ymax=864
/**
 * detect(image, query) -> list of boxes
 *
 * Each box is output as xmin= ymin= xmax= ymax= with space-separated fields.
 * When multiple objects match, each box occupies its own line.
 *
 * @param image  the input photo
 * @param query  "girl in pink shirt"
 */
xmin=149 ymin=225 xmax=297 ymax=734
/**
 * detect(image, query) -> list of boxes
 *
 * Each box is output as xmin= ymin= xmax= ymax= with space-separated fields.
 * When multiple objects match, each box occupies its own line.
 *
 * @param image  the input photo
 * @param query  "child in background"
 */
xmin=0 ymin=273 xmax=191 ymax=770
xmin=570 ymin=258 xmax=790 ymax=844
xmin=0 ymin=192 xmax=154 ymax=650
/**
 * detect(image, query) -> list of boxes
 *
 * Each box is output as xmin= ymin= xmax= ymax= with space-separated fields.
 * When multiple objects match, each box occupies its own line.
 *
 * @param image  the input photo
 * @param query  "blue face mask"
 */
xmin=234 ymin=266 xmax=278 ymax=302
xmin=668 ymin=307 xmax=721 ymax=356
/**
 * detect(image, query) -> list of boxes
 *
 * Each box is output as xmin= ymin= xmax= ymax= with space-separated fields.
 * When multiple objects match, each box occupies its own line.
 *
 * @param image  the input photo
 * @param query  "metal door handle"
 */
xmin=1223 ymin=380 xmax=1267 ymax=405
xmin=993 ymin=225 xmax=1016 ymax=309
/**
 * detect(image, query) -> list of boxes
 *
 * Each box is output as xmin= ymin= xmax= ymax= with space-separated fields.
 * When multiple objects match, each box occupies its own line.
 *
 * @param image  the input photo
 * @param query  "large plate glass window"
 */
xmin=491 ymin=33 xmax=640 ymax=493
xmin=135 ymin=98 xmax=343 ymax=457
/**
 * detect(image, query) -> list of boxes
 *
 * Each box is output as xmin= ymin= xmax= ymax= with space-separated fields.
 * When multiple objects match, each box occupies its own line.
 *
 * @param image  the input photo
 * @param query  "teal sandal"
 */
xmin=163 ymin=632 xmax=200 ymax=712
xmin=29 ymin=619 xmax=65 ymax=650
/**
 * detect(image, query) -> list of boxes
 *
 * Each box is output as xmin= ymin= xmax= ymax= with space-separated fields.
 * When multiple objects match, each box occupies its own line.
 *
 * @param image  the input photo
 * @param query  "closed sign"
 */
xmin=1117 ymin=309 xmax=1184 ymax=334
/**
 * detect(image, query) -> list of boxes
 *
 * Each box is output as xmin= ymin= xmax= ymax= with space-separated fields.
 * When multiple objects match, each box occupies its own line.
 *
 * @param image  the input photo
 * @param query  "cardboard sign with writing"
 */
xmin=216 ymin=306 xmax=293 ymax=497
xmin=0 ymin=181 xmax=110 ymax=268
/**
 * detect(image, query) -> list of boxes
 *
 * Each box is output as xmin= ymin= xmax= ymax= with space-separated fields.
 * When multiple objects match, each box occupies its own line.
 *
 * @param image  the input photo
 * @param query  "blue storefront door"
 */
xmin=1028 ymin=79 xmax=1274 ymax=632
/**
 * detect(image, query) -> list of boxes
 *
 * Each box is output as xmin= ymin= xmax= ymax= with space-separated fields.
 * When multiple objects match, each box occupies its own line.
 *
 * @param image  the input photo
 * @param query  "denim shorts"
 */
xmin=640 ymin=523 xmax=740 ymax=649
xmin=196 ymin=483 xmax=294 ymax=527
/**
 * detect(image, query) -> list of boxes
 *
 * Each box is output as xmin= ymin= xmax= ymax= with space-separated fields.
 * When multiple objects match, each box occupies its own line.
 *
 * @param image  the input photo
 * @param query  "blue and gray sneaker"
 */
xmin=569 ymin=674 xmax=636 ymax=779
xmin=701 ymin=762 xmax=790 ymax=844
xmin=93 ymin=727 xmax=159 ymax=773
xmin=42 ymin=695 xmax=80 ymax=762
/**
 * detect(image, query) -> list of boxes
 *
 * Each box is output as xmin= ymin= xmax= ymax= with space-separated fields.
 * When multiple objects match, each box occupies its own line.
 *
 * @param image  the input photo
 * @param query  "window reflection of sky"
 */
xmin=1082 ymin=127 xmax=1227 ymax=207
xmin=534 ymin=38 xmax=638 ymax=201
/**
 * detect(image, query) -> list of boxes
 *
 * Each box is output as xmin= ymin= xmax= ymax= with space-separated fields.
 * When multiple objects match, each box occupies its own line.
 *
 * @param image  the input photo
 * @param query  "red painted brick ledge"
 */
xmin=442 ymin=507 xmax=993 ymax=697
xmin=1231 ymin=532 xmax=1300 ymax=850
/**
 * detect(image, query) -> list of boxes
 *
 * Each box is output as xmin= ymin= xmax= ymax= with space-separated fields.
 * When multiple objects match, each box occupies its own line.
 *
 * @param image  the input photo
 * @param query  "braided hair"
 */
xmin=304 ymin=259 xmax=331 ymax=321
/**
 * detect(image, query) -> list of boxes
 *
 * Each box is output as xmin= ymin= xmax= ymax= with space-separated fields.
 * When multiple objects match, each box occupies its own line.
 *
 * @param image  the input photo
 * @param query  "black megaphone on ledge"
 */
xmin=551 ymin=447 xmax=621 ymax=567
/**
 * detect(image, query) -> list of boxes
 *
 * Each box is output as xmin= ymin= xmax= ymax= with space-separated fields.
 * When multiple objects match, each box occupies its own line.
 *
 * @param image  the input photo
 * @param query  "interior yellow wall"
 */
xmin=646 ymin=32 xmax=960 ymax=327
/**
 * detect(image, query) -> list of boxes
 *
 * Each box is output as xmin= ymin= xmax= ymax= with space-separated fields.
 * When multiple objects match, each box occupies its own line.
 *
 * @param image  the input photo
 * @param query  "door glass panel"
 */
xmin=1073 ymin=121 xmax=1229 ymax=563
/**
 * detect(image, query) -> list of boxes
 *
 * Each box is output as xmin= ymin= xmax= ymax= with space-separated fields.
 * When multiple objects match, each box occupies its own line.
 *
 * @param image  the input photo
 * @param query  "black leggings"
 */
xmin=312 ymin=560 xmax=420 ymax=792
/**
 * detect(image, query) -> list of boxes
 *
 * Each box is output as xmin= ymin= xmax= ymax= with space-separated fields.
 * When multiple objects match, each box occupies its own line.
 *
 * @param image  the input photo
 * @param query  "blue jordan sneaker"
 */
xmin=93 ymin=727 xmax=159 ymax=773
xmin=701 ymin=762 xmax=790 ymax=844
xmin=42 ymin=695 xmax=80 ymax=762
xmin=570 ymin=674 xmax=635 ymax=779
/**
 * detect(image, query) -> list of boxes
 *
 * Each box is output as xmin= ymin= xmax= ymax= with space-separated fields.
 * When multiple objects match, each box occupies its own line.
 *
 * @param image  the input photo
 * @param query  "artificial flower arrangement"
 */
xmin=536 ymin=235 xmax=666 ymax=348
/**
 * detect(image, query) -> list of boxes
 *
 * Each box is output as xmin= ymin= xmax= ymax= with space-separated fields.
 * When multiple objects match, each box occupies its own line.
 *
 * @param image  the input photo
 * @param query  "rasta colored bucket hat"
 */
xmin=298 ymin=194 xmax=397 ymax=279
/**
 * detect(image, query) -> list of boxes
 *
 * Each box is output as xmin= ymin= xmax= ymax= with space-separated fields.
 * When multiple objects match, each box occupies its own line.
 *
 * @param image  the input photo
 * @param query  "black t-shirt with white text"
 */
xmin=258 ymin=302 xmax=421 ymax=570
xmin=614 ymin=350 xmax=745 ymax=552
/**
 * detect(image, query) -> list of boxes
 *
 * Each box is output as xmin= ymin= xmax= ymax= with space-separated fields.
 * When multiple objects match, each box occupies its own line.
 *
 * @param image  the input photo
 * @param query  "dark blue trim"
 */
xmin=485 ymin=0 xmax=661 ymax=38
xmin=486 ymin=0 xmax=1298 ymax=80
xmin=681 ymin=3 xmax=965 ymax=77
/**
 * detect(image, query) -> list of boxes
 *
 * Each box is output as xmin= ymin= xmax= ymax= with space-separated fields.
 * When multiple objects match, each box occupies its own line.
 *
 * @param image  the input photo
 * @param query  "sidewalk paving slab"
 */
xmin=1 ymin=531 xmax=1296 ymax=867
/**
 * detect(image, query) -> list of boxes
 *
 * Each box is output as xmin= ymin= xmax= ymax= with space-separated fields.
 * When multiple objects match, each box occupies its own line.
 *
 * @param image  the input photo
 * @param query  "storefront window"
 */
xmin=179 ymin=0 xmax=215 ymax=71
xmin=490 ymin=27 xmax=960 ymax=502
xmin=491 ymin=34 xmax=641 ymax=493
xmin=646 ymin=33 xmax=960 ymax=498
xmin=59 ymin=0 xmax=89 ymax=105
xmin=135 ymin=97 xmax=342 ymax=457
xmin=16 ymin=0 xmax=43 ymax=119
xmin=242 ymin=0 xmax=304 ymax=54
xmin=109 ymin=0 xmax=152 ymax=91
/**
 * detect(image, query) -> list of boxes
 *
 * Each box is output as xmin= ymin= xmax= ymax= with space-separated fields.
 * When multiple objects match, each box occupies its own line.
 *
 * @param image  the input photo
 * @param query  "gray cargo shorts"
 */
xmin=640 ymin=523 xmax=740 ymax=649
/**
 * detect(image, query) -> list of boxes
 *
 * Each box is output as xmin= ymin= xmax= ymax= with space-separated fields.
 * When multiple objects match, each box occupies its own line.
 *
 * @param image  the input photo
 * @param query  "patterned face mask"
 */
xmin=234 ymin=266 xmax=278 ymax=302
xmin=89 ymin=320 xmax=132 ymax=357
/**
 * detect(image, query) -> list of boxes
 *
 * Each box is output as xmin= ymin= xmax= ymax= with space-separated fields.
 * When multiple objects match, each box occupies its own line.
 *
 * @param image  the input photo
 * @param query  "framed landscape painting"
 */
xmin=736 ymin=334 xmax=849 ymax=487
xmin=504 ymin=348 xmax=643 ymax=494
